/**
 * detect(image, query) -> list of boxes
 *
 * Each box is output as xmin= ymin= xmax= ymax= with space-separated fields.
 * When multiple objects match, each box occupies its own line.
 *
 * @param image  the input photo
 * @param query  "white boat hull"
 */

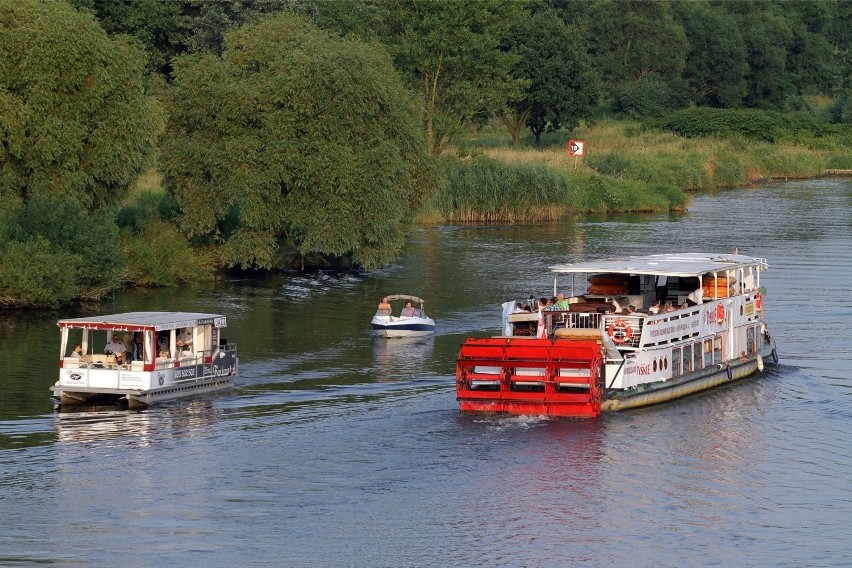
xmin=371 ymin=315 xmax=435 ymax=338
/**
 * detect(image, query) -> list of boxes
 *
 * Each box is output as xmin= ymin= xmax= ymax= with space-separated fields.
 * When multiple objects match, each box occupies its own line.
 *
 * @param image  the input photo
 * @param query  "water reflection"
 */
xmin=53 ymin=400 xmax=223 ymax=446
xmin=372 ymin=335 xmax=435 ymax=382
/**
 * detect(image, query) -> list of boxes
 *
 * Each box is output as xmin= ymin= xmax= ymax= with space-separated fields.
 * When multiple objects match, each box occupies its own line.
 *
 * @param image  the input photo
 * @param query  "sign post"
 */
xmin=567 ymin=139 xmax=586 ymax=169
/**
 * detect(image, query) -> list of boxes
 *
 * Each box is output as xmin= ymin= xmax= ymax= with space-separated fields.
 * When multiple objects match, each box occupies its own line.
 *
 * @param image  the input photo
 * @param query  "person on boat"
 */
xmin=556 ymin=293 xmax=570 ymax=310
xmin=105 ymin=334 xmax=128 ymax=363
xmin=70 ymin=344 xmax=83 ymax=358
xmin=401 ymin=301 xmax=417 ymax=317
xmin=177 ymin=328 xmax=193 ymax=354
xmin=686 ymin=285 xmax=704 ymax=306
xmin=648 ymin=300 xmax=661 ymax=314
xmin=377 ymin=297 xmax=392 ymax=315
xmin=513 ymin=303 xmax=525 ymax=313
xmin=663 ymin=301 xmax=676 ymax=313
xmin=129 ymin=333 xmax=144 ymax=362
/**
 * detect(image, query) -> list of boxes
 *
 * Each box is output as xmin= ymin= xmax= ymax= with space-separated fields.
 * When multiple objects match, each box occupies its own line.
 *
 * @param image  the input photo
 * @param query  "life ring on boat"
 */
xmin=715 ymin=303 xmax=725 ymax=322
xmin=607 ymin=318 xmax=633 ymax=344
xmin=771 ymin=347 xmax=778 ymax=363
xmin=755 ymin=292 xmax=763 ymax=311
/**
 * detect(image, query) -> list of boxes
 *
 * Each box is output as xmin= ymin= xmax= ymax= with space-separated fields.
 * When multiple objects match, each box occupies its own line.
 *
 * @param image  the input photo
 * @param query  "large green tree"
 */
xmin=0 ymin=0 xmax=154 ymax=210
xmin=502 ymin=4 xmax=599 ymax=145
xmin=161 ymin=13 xmax=434 ymax=270
xmin=379 ymin=0 xmax=522 ymax=156
xmin=672 ymin=1 xmax=748 ymax=107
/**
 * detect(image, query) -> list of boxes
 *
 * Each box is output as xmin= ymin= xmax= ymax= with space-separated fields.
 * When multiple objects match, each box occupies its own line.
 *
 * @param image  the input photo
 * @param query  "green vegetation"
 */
xmin=161 ymin=14 xmax=435 ymax=270
xmin=0 ymin=0 xmax=154 ymax=209
xmin=1 ymin=0 xmax=851 ymax=308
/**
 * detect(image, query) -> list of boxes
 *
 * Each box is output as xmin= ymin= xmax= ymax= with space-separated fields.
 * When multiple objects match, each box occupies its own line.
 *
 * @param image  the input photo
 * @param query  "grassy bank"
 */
xmin=427 ymin=117 xmax=851 ymax=223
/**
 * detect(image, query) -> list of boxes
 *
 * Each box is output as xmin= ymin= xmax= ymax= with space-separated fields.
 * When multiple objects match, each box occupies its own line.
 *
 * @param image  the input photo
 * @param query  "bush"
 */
xmin=652 ymin=108 xmax=837 ymax=144
xmin=0 ymin=195 xmax=123 ymax=307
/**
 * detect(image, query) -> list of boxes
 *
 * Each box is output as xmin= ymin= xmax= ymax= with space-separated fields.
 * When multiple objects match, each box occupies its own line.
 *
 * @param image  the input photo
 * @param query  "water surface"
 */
xmin=0 ymin=179 xmax=850 ymax=567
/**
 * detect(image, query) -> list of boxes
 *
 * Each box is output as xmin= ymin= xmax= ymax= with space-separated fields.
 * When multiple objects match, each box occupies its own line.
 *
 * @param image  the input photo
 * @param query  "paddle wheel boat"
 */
xmin=456 ymin=253 xmax=778 ymax=417
xmin=52 ymin=312 xmax=238 ymax=410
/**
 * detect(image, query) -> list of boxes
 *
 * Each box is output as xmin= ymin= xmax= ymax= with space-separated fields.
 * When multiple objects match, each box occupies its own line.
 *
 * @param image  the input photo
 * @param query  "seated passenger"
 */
xmin=105 ymin=334 xmax=128 ymax=363
xmin=70 ymin=344 xmax=83 ymax=358
xmin=401 ymin=301 xmax=417 ymax=317
xmin=663 ymin=301 xmax=676 ymax=313
xmin=556 ymin=293 xmax=570 ymax=310
xmin=648 ymin=301 xmax=661 ymax=314
xmin=377 ymin=297 xmax=392 ymax=315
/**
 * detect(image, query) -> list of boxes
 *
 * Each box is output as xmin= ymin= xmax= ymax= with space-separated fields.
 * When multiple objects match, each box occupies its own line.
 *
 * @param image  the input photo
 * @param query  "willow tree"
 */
xmin=0 ymin=0 xmax=154 ymax=209
xmin=161 ymin=13 xmax=434 ymax=270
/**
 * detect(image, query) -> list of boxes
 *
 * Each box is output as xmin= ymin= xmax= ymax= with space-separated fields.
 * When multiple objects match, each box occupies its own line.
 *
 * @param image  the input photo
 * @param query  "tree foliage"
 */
xmin=0 ymin=0 xmax=154 ymax=210
xmin=0 ymin=194 xmax=123 ymax=308
xmin=161 ymin=13 xmax=435 ymax=270
xmin=378 ymin=0 xmax=522 ymax=155
xmin=502 ymin=4 xmax=599 ymax=145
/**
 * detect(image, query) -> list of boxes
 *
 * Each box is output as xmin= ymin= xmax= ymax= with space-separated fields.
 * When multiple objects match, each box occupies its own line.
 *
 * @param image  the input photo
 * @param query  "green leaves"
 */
xmin=162 ymin=13 xmax=435 ymax=270
xmin=0 ymin=0 xmax=154 ymax=209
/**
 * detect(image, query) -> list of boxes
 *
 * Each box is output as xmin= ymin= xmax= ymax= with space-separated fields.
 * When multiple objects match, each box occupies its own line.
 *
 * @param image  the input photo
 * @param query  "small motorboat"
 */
xmin=371 ymin=294 xmax=435 ymax=338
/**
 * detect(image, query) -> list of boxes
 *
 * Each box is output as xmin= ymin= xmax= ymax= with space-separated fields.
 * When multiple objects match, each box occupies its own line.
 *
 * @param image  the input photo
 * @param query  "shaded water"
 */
xmin=1 ymin=179 xmax=850 ymax=566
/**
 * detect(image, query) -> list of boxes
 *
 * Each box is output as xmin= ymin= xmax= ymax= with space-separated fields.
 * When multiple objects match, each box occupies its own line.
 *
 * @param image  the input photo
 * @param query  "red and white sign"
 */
xmin=567 ymin=139 xmax=586 ymax=157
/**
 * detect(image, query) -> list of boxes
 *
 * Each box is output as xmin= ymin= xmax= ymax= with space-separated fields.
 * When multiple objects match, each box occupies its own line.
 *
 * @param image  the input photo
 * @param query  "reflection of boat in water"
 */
xmin=371 ymin=294 xmax=435 ymax=338
xmin=51 ymin=312 xmax=238 ymax=411
xmin=373 ymin=335 xmax=435 ymax=379
xmin=456 ymin=253 xmax=779 ymax=418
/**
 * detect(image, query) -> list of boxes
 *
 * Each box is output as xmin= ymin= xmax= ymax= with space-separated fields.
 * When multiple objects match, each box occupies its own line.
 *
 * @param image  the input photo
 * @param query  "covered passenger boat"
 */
xmin=52 ymin=312 xmax=238 ymax=410
xmin=371 ymin=294 xmax=435 ymax=338
xmin=456 ymin=253 xmax=778 ymax=417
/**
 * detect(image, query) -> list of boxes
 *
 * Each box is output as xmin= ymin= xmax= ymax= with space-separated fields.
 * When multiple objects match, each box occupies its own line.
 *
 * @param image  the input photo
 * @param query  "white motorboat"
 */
xmin=371 ymin=294 xmax=435 ymax=338
xmin=51 ymin=312 xmax=238 ymax=410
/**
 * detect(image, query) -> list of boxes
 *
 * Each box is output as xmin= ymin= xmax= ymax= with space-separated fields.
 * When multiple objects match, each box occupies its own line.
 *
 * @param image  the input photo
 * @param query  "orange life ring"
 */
xmin=716 ymin=303 xmax=725 ymax=322
xmin=607 ymin=318 xmax=633 ymax=344
xmin=755 ymin=292 xmax=763 ymax=311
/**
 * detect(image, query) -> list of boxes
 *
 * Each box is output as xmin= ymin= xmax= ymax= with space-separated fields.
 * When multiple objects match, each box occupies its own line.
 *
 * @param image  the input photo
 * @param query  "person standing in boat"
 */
xmin=377 ymin=297 xmax=392 ymax=315
xmin=129 ymin=333 xmax=144 ymax=362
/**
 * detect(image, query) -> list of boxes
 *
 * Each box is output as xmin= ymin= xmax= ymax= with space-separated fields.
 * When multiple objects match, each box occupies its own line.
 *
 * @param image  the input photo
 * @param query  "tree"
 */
xmin=502 ymin=5 xmax=599 ymax=145
xmin=379 ymin=0 xmax=522 ymax=155
xmin=672 ymin=1 xmax=748 ymax=107
xmin=582 ymin=0 xmax=689 ymax=116
xmin=161 ymin=14 xmax=435 ymax=270
xmin=0 ymin=0 xmax=154 ymax=210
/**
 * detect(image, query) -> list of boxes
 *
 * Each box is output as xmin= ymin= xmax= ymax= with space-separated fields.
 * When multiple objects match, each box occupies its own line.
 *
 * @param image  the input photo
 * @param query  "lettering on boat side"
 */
xmin=624 ymin=364 xmax=652 ymax=376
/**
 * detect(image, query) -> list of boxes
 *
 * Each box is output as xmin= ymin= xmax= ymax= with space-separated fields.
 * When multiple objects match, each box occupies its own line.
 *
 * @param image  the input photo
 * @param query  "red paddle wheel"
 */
xmin=455 ymin=337 xmax=604 ymax=418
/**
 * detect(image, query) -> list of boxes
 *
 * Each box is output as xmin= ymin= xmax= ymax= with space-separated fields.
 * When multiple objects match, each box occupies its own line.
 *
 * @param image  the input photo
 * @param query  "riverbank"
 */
xmin=421 ymin=118 xmax=851 ymax=223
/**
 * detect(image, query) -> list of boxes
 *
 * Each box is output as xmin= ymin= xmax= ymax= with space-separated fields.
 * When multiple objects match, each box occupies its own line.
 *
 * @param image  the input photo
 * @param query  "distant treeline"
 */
xmin=1 ymin=0 xmax=851 ymax=308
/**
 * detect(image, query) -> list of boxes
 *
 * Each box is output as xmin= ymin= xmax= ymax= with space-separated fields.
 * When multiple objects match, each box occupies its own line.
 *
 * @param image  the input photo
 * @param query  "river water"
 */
xmin=0 ymin=178 xmax=850 ymax=567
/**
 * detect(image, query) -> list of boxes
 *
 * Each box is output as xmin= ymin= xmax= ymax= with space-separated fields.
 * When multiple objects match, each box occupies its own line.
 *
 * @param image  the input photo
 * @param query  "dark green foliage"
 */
xmin=611 ymin=76 xmax=687 ymax=119
xmin=503 ymin=5 xmax=599 ymax=145
xmin=0 ymin=195 xmax=123 ymax=308
xmin=0 ymin=0 xmax=155 ymax=210
xmin=652 ymin=108 xmax=838 ymax=143
xmin=161 ymin=13 xmax=435 ymax=270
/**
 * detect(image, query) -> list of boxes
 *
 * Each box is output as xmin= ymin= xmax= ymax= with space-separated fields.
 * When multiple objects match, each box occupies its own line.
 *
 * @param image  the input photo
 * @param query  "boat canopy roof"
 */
xmin=57 ymin=312 xmax=227 ymax=332
xmin=384 ymin=294 xmax=426 ymax=304
xmin=549 ymin=253 xmax=767 ymax=278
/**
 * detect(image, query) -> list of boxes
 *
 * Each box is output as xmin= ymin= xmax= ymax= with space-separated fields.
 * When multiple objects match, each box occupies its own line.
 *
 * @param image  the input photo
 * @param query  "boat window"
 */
xmin=747 ymin=326 xmax=755 ymax=354
xmin=672 ymin=348 xmax=681 ymax=376
xmin=693 ymin=341 xmax=703 ymax=370
xmin=703 ymin=339 xmax=713 ymax=367
xmin=713 ymin=336 xmax=724 ymax=364
xmin=682 ymin=344 xmax=692 ymax=373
